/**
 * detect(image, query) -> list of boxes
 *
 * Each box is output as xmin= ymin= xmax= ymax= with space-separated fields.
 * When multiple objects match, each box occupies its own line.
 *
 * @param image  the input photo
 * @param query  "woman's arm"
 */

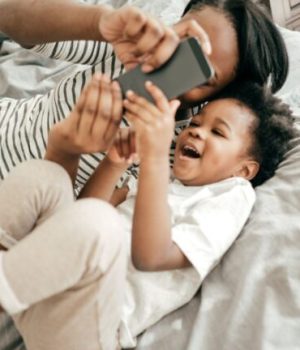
xmin=0 ymin=0 xmax=211 ymax=71
xmin=31 ymin=41 xmax=114 ymax=65
xmin=0 ymin=0 xmax=178 ymax=71
xmin=0 ymin=0 xmax=109 ymax=46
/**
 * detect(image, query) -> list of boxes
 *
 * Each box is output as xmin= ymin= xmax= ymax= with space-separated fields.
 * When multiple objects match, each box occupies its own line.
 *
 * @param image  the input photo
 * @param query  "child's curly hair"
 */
xmin=213 ymin=81 xmax=298 ymax=187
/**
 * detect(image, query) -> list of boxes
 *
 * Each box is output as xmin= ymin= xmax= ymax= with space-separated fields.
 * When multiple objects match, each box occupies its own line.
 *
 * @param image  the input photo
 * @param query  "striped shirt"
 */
xmin=0 ymin=40 xmax=188 ymax=192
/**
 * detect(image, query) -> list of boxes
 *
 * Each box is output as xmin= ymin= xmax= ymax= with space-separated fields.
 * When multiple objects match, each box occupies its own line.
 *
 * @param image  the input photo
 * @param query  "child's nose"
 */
xmin=189 ymin=127 xmax=206 ymax=140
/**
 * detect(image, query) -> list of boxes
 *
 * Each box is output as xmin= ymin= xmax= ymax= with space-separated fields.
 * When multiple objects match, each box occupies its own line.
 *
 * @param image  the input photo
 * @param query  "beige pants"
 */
xmin=0 ymin=160 xmax=127 ymax=350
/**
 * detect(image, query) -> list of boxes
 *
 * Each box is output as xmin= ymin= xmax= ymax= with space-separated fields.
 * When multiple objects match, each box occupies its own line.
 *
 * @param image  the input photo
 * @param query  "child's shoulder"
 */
xmin=210 ymin=177 xmax=256 ymax=205
xmin=207 ymin=176 xmax=252 ymax=189
xmin=169 ymin=177 xmax=255 ymax=208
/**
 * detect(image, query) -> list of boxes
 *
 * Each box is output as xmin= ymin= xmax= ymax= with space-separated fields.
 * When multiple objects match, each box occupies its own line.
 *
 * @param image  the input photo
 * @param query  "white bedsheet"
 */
xmin=0 ymin=1 xmax=300 ymax=350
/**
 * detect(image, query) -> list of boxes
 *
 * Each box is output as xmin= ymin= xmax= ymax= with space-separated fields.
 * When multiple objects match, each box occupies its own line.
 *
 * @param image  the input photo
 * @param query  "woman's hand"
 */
xmin=45 ymin=73 xmax=123 ymax=180
xmin=46 ymin=73 xmax=122 ymax=159
xmin=99 ymin=6 xmax=179 ymax=72
xmin=99 ymin=6 xmax=211 ymax=72
xmin=123 ymin=82 xmax=180 ymax=162
xmin=173 ymin=18 xmax=212 ymax=56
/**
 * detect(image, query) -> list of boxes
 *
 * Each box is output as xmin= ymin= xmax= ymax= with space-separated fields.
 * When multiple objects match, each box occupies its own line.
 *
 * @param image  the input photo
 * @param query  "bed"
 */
xmin=1 ymin=1 xmax=300 ymax=349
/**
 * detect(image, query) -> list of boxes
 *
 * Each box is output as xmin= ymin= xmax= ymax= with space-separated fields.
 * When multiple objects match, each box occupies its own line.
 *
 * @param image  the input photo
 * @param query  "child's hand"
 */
xmin=107 ymin=127 xmax=137 ymax=166
xmin=46 ymin=73 xmax=123 ymax=160
xmin=123 ymin=82 xmax=180 ymax=162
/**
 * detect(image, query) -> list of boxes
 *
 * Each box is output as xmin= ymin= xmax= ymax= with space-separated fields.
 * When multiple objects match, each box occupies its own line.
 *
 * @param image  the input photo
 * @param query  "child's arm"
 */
xmin=45 ymin=73 xmax=122 ymax=183
xmin=124 ymin=83 xmax=191 ymax=271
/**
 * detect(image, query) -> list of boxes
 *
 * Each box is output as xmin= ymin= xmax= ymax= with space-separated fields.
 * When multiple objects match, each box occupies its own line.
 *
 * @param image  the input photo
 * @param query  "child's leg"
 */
xmin=0 ymin=199 xmax=126 ymax=350
xmin=0 ymin=159 xmax=73 ymax=248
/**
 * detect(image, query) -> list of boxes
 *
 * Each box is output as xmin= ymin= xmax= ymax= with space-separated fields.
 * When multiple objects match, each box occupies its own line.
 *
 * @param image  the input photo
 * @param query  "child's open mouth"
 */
xmin=181 ymin=145 xmax=201 ymax=159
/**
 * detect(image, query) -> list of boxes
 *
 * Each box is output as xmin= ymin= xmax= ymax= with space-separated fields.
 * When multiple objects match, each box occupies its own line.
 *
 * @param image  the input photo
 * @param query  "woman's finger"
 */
xmin=78 ymin=74 xmax=101 ymax=136
xmin=131 ymin=17 xmax=164 ymax=57
xmin=141 ymin=27 xmax=179 ymax=72
xmin=173 ymin=19 xmax=212 ymax=56
xmin=103 ymin=80 xmax=123 ymax=142
xmin=91 ymin=75 xmax=114 ymax=147
xmin=123 ymin=7 xmax=147 ymax=39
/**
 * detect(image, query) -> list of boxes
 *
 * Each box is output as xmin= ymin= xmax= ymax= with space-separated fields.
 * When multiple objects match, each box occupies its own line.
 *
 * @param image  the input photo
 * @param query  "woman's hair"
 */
xmin=214 ymin=81 xmax=297 ymax=187
xmin=183 ymin=0 xmax=289 ymax=93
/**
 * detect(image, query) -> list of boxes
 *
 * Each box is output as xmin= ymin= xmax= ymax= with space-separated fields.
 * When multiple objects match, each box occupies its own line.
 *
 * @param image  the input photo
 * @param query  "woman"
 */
xmin=0 ymin=0 xmax=288 ymax=186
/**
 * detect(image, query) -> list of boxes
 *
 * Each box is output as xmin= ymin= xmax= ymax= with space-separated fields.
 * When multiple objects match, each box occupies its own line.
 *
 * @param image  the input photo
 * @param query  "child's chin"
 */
xmin=172 ymin=166 xmax=186 ymax=182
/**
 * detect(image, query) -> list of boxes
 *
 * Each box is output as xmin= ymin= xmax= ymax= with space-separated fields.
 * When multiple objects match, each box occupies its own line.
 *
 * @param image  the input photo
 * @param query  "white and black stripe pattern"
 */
xmin=0 ymin=40 xmax=187 ymax=191
xmin=32 ymin=40 xmax=115 ymax=66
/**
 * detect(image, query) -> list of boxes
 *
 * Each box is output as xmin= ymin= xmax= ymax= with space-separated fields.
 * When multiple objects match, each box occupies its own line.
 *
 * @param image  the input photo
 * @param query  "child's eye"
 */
xmin=189 ymin=122 xmax=199 ymax=128
xmin=212 ymin=129 xmax=225 ymax=137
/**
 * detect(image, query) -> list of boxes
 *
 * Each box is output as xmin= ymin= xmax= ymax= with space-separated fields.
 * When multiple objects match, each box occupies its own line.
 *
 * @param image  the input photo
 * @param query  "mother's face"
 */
xmin=178 ymin=6 xmax=239 ymax=107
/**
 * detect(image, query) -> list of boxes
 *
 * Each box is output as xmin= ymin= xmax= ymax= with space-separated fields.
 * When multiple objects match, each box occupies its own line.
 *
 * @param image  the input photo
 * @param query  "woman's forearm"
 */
xmin=0 ymin=0 xmax=111 ymax=46
xmin=44 ymin=149 xmax=79 ymax=184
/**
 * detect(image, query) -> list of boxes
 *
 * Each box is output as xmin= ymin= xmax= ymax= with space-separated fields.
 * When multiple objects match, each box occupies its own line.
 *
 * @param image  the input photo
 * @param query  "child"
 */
xmin=0 ymin=75 xmax=296 ymax=350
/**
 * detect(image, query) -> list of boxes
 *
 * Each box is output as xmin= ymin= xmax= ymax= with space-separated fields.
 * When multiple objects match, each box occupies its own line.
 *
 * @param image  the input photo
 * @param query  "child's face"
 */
xmin=173 ymin=98 xmax=255 ymax=186
xmin=178 ymin=6 xmax=239 ymax=106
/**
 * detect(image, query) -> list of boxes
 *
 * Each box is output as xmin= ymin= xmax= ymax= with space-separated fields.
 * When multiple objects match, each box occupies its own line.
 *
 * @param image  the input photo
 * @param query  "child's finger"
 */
xmin=129 ymin=129 xmax=136 ymax=155
xmin=123 ymin=91 xmax=160 ymax=123
xmin=113 ymin=129 xmax=125 ymax=160
xmin=127 ymin=90 xmax=159 ymax=115
xmin=104 ymin=81 xmax=123 ymax=142
xmin=125 ymin=111 xmax=145 ymax=132
xmin=125 ymin=129 xmax=137 ymax=164
xmin=119 ymin=128 xmax=132 ymax=160
xmin=144 ymin=81 xmax=169 ymax=112
xmin=123 ymin=99 xmax=155 ymax=124
xmin=129 ymin=152 xmax=140 ymax=165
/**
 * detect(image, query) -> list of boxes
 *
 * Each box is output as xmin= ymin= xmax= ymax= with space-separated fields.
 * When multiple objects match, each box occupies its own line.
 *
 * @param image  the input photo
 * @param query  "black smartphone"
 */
xmin=116 ymin=37 xmax=214 ymax=102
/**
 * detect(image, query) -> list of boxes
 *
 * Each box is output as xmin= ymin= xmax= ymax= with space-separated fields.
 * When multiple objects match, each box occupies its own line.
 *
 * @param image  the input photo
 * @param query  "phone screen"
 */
xmin=116 ymin=37 xmax=214 ymax=102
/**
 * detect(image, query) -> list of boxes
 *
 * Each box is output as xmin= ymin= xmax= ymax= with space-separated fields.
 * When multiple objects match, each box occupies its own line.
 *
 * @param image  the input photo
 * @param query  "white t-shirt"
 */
xmin=117 ymin=176 xmax=256 ymax=348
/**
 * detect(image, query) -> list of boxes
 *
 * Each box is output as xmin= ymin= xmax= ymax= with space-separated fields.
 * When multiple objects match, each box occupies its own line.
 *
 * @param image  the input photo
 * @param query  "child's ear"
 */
xmin=234 ymin=160 xmax=260 ymax=180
